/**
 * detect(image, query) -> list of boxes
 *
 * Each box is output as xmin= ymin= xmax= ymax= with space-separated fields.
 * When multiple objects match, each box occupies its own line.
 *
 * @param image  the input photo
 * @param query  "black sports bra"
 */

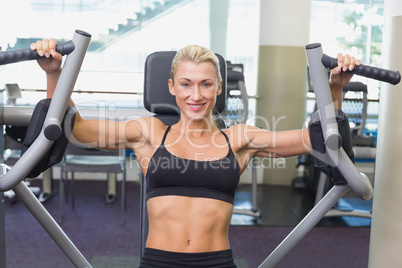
xmin=146 ymin=126 xmax=240 ymax=204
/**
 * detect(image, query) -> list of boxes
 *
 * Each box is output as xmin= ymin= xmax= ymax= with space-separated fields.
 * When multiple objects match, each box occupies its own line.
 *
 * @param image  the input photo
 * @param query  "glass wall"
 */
xmin=0 ymin=0 xmax=259 ymax=111
xmin=310 ymin=0 xmax=384 ymax=133
xmin=0 ymin=0 xmax=385 ymax=125
xmin=310 ymin=0 xmax=384 ymax=97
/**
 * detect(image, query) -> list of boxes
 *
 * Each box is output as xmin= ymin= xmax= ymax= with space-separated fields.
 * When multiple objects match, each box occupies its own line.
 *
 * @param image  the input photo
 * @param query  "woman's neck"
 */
xmin=175 ymin=116 xmax=216 ymax=136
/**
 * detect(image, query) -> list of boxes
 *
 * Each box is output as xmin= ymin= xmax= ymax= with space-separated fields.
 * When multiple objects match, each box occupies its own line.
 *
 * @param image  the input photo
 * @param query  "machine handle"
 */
xmin=321 ymin=53 xmax=401 ymax=85
xmin=305 ymin=43 xmax=374 ymax=200
xmin=0 ymin=41 xmax=75 ymax=65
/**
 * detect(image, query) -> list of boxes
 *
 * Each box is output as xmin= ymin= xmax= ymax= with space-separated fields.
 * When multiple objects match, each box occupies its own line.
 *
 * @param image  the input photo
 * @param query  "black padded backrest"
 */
xmin=21 ymin=98 xmax=76 ymax=178
xmin=143 ymin=51 xmax=227 ymax=116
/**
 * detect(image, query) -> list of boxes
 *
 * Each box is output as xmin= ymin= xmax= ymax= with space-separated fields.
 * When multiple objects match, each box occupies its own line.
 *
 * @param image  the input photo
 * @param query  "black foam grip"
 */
xmin=321 ymin=54 xmax=401 ymax=85
xmin=0 ymin=40 xmax=75 ymax=65
xmin=308 ymin=109 xmax=355 ymax=185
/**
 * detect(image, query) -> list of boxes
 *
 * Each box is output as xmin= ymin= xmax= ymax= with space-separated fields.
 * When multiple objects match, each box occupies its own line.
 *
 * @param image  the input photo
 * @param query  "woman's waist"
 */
xmin=147 ymin=219 xmax=230 ymax=252
xmin=148 ymin=216 xmax=229 ymax=239
xmin=147 ymin=196 xmax=233 ymax=224
xmin=145 ymin=231 xmax=230 ymax=253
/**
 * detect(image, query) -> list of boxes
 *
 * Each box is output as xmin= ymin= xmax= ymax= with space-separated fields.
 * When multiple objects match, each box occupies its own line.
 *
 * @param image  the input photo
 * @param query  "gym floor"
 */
xmin=232 ymin=183 xmax=372 ymax=227
xmin=3 ymin=179 xmax=372 ymax=267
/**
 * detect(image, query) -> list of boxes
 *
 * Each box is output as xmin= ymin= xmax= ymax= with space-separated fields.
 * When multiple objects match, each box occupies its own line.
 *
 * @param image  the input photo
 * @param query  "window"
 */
xmin=310 ymin=0 xmax=384 ymax=132
xmin=1 ymin=0 xmax=212 ymax=108
xmin=1 ymin=0 xmax=385 ymax=129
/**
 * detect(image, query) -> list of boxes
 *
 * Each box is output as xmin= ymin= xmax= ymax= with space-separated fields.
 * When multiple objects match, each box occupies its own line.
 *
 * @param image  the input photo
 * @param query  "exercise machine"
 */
xmin=226 ymin=62 xmax=261 ymax=220
xmin=258 ymin=44 xmax=400 ymax=267
xmin=0 ymin=30 xmax=93 ymax=267
xmin=1 ymin=34 xmax=400 ymax=267
xmin=314 ymin=81 xmax=374 ymax=219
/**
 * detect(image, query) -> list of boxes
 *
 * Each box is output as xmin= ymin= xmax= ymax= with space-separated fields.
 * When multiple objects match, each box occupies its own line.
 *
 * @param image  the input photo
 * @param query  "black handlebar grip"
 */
xmin=0 ymin=40 xmax=75 ymax=65
xmin=321 ymin=54 xmax=401 ymax=85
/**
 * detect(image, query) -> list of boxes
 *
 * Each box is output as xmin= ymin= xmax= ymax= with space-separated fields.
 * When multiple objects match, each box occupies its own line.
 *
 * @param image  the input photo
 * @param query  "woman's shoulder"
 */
xmin=124 ymin=116 xmax=168 ymax=143
xmin=139 ymin=116 xmax=169 ymax=134
xmin=128 ymin=116 xmax=168 ymax=129
xmin=223 ymin=123 xmax=256 ymax=135
xmin=221 ymin=124 xmax=248 ymax=145
xmin=223 ymin=124 xmax=263 ymax=148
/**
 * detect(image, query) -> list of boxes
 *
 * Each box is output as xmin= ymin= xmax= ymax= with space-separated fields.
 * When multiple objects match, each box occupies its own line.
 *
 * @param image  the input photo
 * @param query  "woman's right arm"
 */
xmin=32 ymin=39 xmax=146 ymax=150
xmin=31 ymin=38 xmax=63 ymax=99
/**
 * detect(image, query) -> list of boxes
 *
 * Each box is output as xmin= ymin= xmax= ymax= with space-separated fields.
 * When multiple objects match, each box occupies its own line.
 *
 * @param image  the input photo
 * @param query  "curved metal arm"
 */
xmin=0 ymin=30 xmax=91 ymax=191
xmin=259 ymin=42 xmax=397 ymax=268
xmin=305 ymin=43 xmax=373 ymax=200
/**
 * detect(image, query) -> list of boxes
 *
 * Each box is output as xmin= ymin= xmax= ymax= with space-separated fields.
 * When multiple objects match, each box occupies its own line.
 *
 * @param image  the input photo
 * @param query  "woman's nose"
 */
xmin=191 ymin=86 xmax=202 ymax=101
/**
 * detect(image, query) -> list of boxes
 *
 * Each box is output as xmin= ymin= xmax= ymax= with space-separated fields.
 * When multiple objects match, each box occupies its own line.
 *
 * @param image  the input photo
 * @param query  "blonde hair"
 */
xmin=171 ymin=45 xmax=222 ymax=84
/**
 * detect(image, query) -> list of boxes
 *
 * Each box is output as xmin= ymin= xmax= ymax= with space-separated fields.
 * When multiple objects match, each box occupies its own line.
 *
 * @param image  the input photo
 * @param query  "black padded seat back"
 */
xmin=21 ymin=98 xmax=76 ymax=178
xmin=143 ymin=51 xmax=227 ymax=124
xmin=308 ymin=109 xmax=355 ymax=185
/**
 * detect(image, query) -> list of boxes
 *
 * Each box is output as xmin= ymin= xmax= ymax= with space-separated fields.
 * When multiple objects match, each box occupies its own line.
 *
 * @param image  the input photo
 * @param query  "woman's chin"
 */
xmin=183 ymin=112 xmax=209 ymax=122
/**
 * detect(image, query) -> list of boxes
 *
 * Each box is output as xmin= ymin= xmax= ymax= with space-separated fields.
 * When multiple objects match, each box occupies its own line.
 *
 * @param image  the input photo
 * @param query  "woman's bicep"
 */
xmin=246 ymin=126 xmax=311 ymax=158
xmin=124 ymin=117 xmax=152 ymax=149
xmin=70 ymin=117 xmax=149 ymax=150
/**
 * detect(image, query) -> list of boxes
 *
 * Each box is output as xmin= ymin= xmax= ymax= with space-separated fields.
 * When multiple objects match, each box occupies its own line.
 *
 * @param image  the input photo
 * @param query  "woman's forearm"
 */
xmin=329 ymin=83 xmax=343 ymax=109
xmin=46 ymin=68 xmax=62 ymax=98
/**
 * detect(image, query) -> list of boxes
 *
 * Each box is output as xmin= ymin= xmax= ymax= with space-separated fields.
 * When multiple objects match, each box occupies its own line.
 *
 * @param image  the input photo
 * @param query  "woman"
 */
xmin=32 ymin=39 xmax=359 ymax=267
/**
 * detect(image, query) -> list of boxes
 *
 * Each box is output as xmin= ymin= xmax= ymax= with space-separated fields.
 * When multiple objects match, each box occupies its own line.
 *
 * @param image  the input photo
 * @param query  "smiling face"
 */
xmin=168 ymin=60 xmax=222 ymax=123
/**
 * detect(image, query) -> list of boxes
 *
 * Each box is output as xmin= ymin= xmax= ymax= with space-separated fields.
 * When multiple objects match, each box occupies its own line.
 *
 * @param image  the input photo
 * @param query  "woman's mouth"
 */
xmin=187 ymin=103 xmax=205 ymax=111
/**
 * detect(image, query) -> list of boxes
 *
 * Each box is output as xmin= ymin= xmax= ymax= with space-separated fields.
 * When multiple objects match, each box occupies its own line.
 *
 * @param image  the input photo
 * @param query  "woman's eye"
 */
xmin=202 ymin=83 xmax=211 ymax=87
xmin=182 ymin=83 xmax=190 ymax=87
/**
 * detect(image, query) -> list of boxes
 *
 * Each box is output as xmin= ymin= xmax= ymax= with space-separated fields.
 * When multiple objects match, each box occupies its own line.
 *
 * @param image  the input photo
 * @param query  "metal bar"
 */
xmin=139 ymin=173 xmax=148 ymax=258
xmin=259 ymin=185 xmax=349 ymax=268
xmin=305 ymin=43 xmax=373 ymax=200
xmin=0 ymin=167 xmax=6 ymax=268
xmin=13 ymin=181 xmax=91 ymax=267
xmin=19 ymin=88 xmax=143 ymax=95
xmin=0 ymin=88 xmax=6 ymax=267
xmin=314 ymin=172 xmax=327 ymax=205
xmin=251 ymin=157 xmax=258 ymax=213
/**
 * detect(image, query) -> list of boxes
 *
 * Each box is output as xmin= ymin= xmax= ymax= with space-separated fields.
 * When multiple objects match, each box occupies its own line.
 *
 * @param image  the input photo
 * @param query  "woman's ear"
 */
xmin=168 ymin=79 xmax=176 ymax=96
xmin=216 ymin=80 xmax=223 ymax=96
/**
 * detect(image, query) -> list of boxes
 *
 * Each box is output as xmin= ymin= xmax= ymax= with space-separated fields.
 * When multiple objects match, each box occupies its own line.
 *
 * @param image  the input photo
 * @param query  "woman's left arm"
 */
xmin=236 ymin=125 xmax=310 ymax=158
xmin=238 ymin=54 xmax=360 ymax=158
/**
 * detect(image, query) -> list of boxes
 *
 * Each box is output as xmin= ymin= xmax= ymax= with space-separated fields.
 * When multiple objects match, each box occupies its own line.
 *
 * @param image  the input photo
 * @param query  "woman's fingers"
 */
xmin=49 ymin=38 xmax=57 ymax=54
xmin=42 ymin=39 xmax=50 ymax=58
xmin=336 ymin=53 xmax=361 ymax=72
xmin=31 ymin=38 xmax=62 ymax=60
xmin=35 ymin=40 xmax=44 ymax=56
